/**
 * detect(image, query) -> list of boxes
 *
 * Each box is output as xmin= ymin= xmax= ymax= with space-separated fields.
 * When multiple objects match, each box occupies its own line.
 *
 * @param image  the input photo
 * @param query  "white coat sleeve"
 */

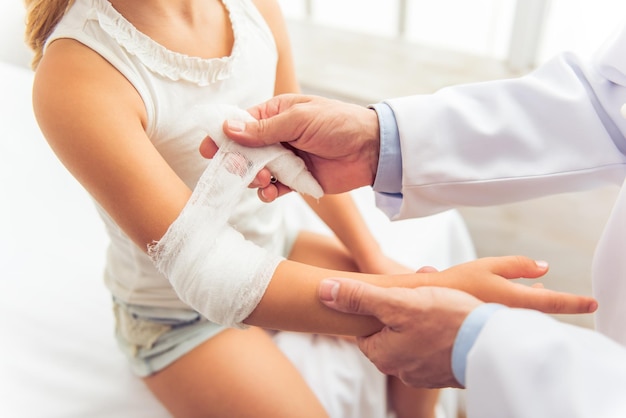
xmin=384 ymin=25 xmax=626 ymax=220
xmin=466 ymin=308 xmax=626 ymax=418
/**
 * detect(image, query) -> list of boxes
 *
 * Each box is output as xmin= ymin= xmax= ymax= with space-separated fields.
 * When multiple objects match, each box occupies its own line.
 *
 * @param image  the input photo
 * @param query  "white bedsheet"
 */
xmin=0 ymin=62 xmax=473 ymax=417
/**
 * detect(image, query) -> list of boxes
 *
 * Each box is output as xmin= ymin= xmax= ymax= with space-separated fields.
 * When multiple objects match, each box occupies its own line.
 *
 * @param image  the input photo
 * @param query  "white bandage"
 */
xmin=149 ymin=105 xmax=322 ymax=327
xmin=201 ymin=105 xmax=323 ymax=199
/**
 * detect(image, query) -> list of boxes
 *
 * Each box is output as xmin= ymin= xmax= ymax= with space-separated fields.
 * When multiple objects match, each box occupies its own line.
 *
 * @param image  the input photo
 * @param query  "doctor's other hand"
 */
xmin=200 ymin=94 xmax=381 ymax=201
xmin=320 ymin=279 xmax=481 ymax=388
xmin=317 ymin=256 xmax=597 ymax=387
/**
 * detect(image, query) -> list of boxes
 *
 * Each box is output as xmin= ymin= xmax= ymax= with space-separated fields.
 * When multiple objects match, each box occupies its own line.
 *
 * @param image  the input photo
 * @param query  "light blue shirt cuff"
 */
xmin=370 ymin=102 xmax=403 ymax=195
xmin=451 ymin=303 xmax=508 ymax=387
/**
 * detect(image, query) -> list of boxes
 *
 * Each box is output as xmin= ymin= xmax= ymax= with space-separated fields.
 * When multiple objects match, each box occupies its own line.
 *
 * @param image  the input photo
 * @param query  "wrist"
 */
xmin=361 ymin=108 xmax=380 ymax=187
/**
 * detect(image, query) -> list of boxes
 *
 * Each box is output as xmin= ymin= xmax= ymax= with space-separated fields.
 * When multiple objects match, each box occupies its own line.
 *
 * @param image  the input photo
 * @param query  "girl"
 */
xmin=25 ymin=0 xmax=594 ymax=416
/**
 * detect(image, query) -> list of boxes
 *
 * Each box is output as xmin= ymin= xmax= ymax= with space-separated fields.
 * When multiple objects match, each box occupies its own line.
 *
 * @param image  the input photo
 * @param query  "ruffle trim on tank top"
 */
xmin=90 ymin=0 xmax=243 ymax=86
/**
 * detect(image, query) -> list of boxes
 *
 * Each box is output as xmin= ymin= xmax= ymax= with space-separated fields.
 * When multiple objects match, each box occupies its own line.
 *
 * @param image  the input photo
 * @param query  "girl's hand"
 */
xmin=421 ymin=256 xmax=597 ymax=314
xmin=200 ymin=136 xmax=289 ymax=202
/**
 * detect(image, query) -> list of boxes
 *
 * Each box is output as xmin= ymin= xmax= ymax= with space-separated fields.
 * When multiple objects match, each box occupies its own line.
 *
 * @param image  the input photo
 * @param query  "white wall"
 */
xmin=0 ymin=2 xmax=32 ymax=68
xmin=280 ymin=0 xmax=626 ymax=66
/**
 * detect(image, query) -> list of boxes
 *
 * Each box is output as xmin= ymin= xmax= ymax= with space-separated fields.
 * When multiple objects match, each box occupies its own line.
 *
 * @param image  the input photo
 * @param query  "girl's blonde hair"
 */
xmin=24 ymin=0 xmax=74 ymax=68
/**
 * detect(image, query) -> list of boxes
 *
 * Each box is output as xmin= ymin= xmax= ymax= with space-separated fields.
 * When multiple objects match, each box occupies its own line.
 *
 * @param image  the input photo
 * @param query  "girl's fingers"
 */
xmin=199 ymin=136 xmax=219 ymax=158
xmin=477 ymin=256 xmax=549 ymax=280
xmin=250 ymin=168 xmax=273 ymax=188
xmin=505 ymin=285 xmax=598 ymax=315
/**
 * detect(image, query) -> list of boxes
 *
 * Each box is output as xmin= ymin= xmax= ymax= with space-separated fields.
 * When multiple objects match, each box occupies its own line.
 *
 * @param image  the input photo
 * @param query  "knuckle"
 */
xmin=360 ymin=343 xmax=389 ymax=374
xmin=548 ymin=296 xmax=566 ymax=313
xmin=256 ymin=119 xmax=272 ymax=144
xmin=345 ymin=283 xmax=366 ymax=313
xmin=514 ymin=254 xmax=530 ymax=269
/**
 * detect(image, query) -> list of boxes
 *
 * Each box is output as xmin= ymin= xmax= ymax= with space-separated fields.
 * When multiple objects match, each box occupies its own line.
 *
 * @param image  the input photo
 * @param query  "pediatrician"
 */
xmin=200 ymin=21 xmax=626 ymax=417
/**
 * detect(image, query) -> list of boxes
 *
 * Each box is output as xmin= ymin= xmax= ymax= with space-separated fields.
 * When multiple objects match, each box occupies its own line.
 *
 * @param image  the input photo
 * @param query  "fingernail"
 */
xmin=535 ymin=260 xmax=549 ymax=269
xmin=226 ymin=119 xmax=246 ymax=132
xmin=319 ymin=279 xmax=339 ymax=302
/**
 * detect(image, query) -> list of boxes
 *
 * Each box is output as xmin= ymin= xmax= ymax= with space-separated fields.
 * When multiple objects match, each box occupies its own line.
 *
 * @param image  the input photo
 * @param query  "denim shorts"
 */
xmin=112 ymin=298 xmax=227 ymax=377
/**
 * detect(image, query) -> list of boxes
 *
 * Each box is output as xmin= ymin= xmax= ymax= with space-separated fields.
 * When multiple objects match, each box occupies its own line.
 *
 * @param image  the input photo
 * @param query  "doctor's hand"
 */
xmin=320 ymin=279 xmax=480 ymax=388
xmin=199 ymin=94 xmax=380 ymax=202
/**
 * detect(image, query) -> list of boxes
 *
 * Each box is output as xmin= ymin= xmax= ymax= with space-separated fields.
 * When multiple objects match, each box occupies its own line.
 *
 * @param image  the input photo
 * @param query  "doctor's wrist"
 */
xmin=360 ymin=107 xmax=380 ymax=187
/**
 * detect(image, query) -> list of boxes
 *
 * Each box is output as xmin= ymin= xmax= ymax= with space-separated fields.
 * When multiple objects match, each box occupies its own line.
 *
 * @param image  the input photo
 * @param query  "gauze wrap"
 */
xmin=202 ymin=105 xmax=323 ymax=199
xmin=149 ymin=105 xmax=323 ymax=328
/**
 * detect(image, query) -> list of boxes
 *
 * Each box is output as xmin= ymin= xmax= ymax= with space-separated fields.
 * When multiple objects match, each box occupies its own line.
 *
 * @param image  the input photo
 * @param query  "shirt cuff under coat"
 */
xmin=451 ymin=303 xmax=508 ymax=387
xmin=370 ymin=102 xmax=403 ymax=195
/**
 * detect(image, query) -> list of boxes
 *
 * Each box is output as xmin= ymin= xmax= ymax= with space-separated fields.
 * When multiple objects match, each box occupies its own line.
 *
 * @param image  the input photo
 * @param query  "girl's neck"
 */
xmin=107 ymin=0 xmax=233 ymax=60
xmin=109 ymin=0 xmax=216 ymax=28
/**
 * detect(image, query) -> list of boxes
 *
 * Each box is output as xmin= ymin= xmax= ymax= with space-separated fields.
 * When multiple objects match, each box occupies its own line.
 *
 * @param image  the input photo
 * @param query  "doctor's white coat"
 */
xmin=380 ymin=22 xmax=626 ymax=418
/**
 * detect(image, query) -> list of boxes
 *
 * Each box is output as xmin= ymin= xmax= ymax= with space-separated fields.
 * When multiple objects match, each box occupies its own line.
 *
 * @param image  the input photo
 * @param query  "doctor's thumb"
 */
xmin=222 ymin=117 xmax=279 ymax=148
xmin=224 ymin=110 xmax=306 ymax=148
xmin=319 ymin=278 xmax=387 ymax=317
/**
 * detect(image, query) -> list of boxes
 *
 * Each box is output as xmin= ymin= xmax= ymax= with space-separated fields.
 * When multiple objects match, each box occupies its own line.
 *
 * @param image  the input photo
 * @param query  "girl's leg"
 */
xmin=143 ymin=326 xmax=328 ymax=418
xmin=287 ymin=230 xmax=357 ymax=271
xmin=289 ymin=230 xmax=441 ymax=418
xmin=390 ymin=376 xmax=440 ymax=418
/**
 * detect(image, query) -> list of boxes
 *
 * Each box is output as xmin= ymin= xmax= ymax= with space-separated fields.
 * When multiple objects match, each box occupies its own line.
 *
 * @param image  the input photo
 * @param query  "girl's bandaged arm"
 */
xmin=149 ymin=105 xmax=327 ymax=328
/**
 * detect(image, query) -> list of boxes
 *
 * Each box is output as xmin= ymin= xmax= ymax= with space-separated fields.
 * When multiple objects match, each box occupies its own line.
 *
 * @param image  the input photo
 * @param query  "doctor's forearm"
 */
xmin=383 ymin=53 xmax=626 ymax=217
